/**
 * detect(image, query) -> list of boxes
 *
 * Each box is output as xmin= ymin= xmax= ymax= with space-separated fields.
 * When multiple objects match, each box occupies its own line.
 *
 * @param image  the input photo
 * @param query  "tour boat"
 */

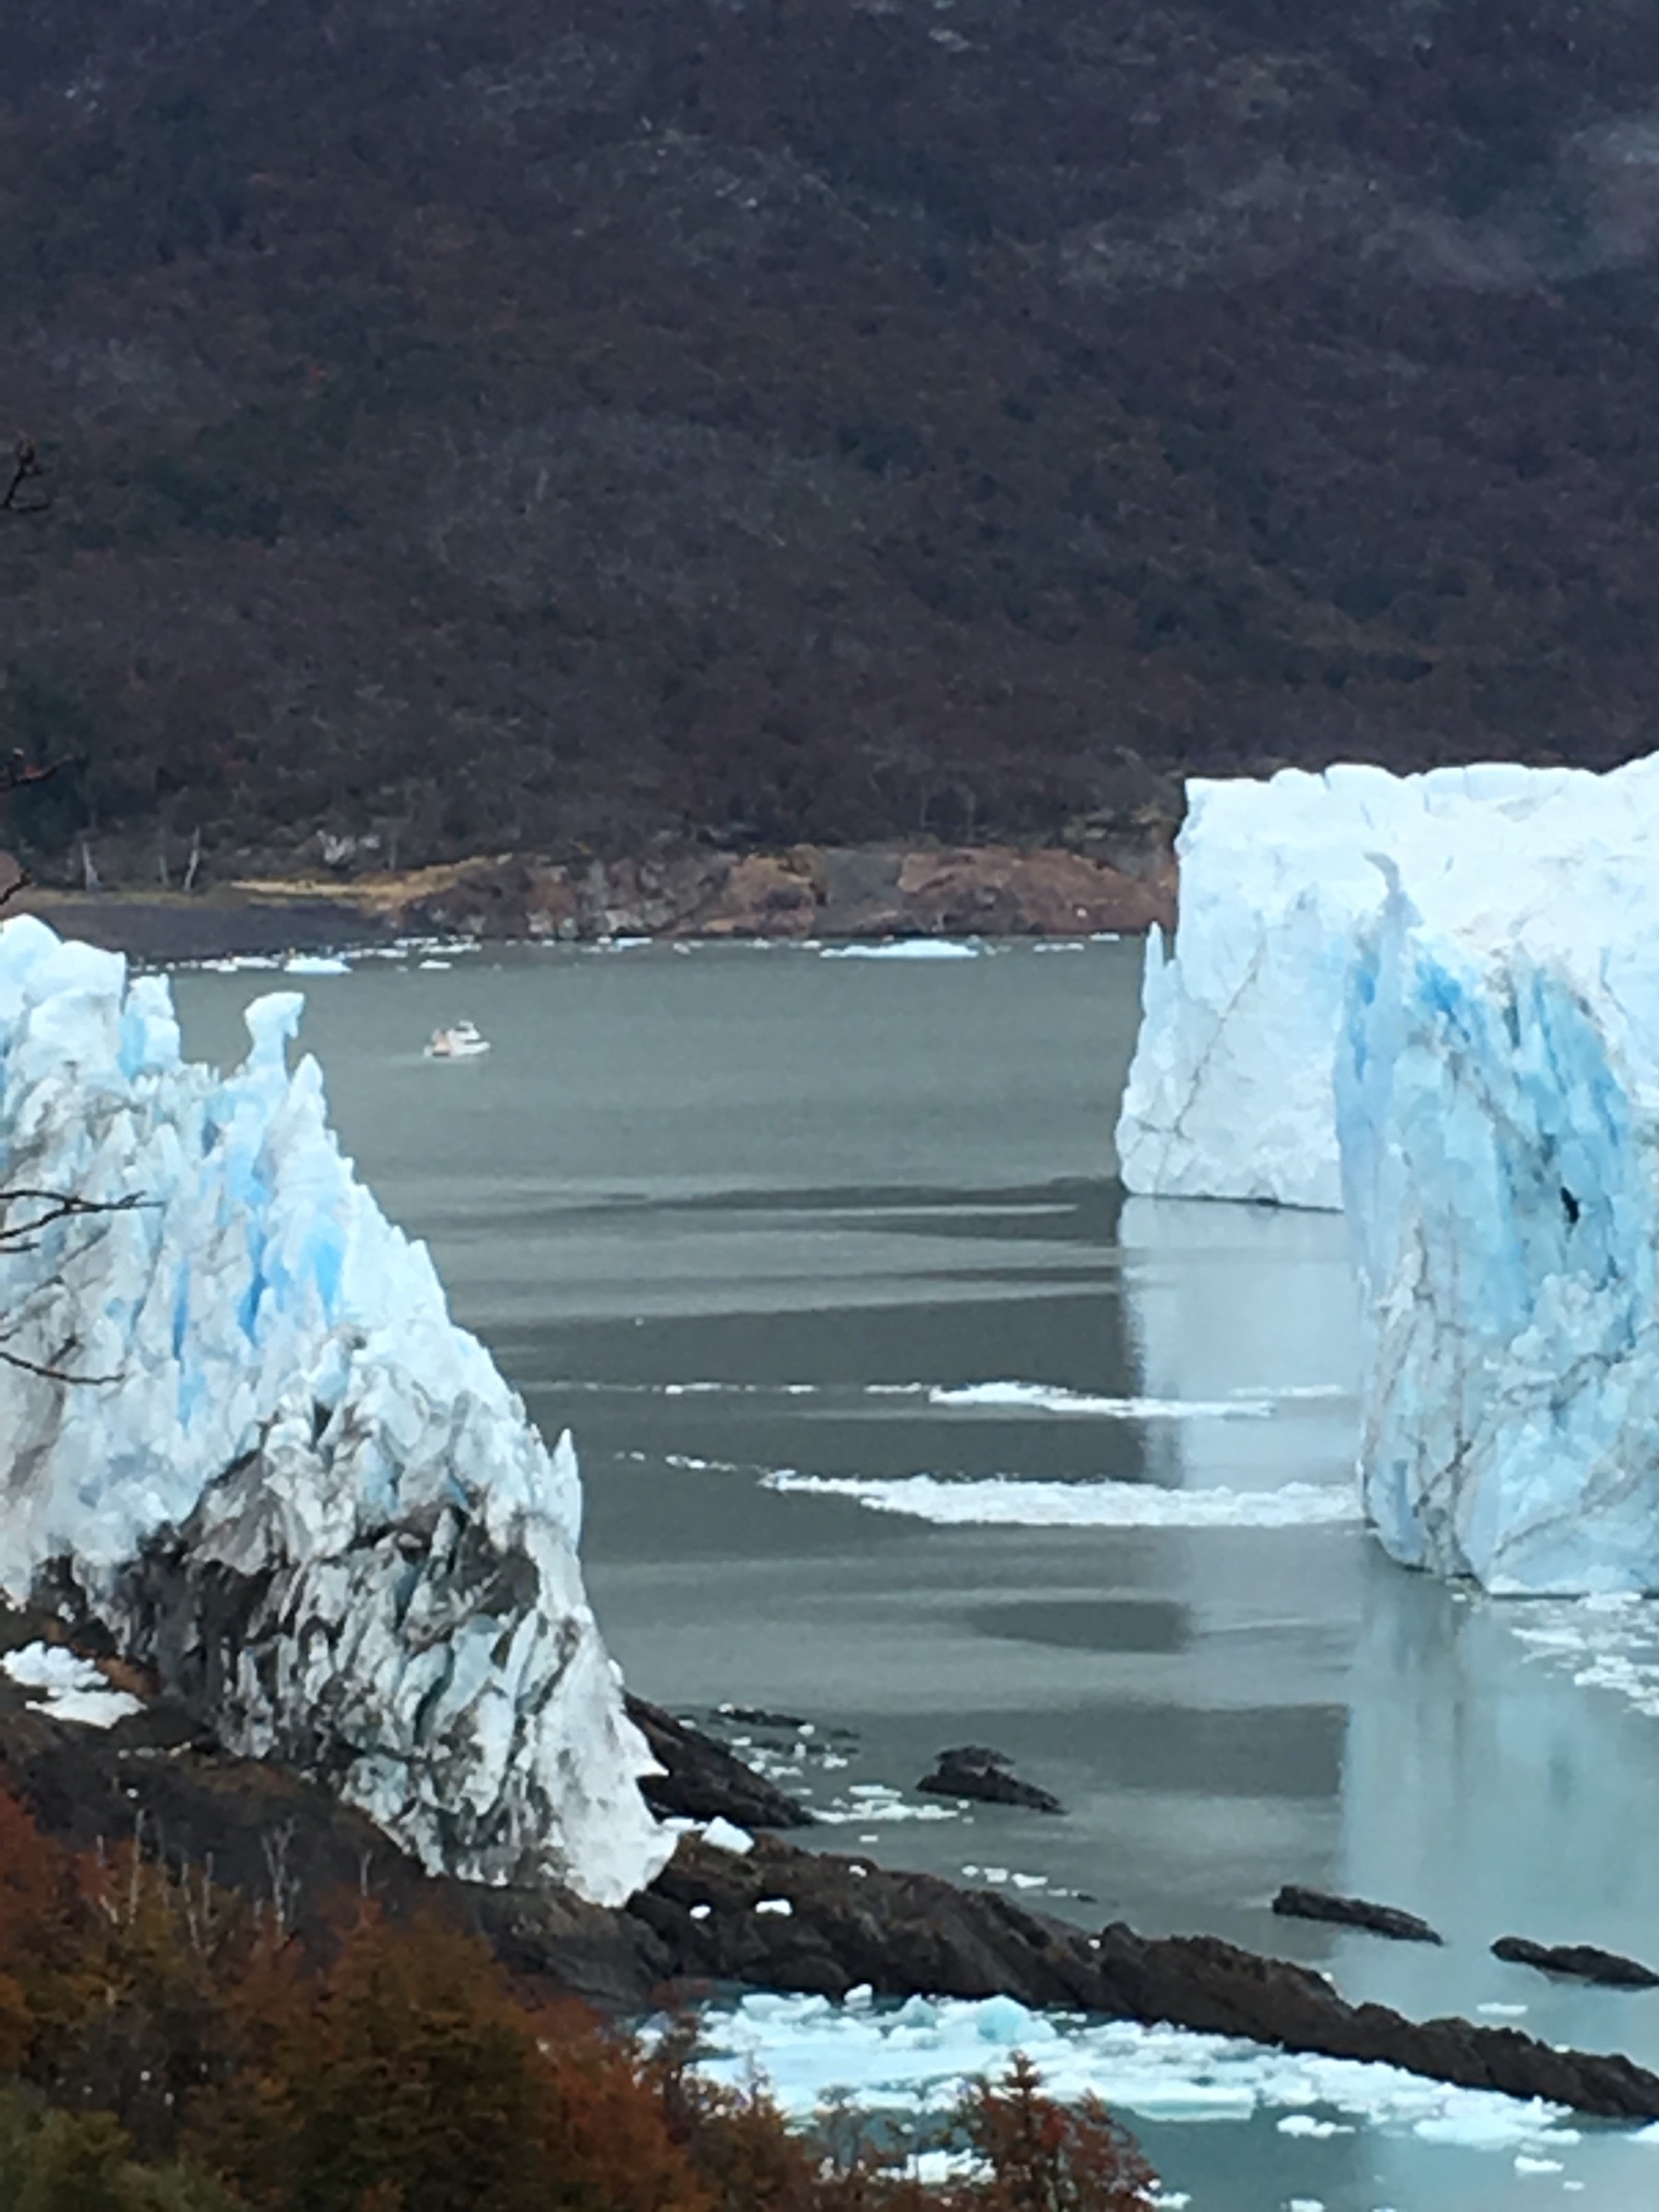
xmin=425 ymin=1019 xmax=490 ymax=1060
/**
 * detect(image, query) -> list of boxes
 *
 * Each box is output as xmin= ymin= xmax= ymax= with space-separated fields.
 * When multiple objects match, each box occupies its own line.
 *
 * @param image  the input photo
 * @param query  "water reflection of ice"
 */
xmin=1118 ymin=1196 xmax=1361 ymax=1495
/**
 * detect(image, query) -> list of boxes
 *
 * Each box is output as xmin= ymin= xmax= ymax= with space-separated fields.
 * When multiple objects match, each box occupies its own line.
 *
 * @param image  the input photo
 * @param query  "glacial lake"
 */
xmin=170 ymin=937 xmax=1659 ymax=2212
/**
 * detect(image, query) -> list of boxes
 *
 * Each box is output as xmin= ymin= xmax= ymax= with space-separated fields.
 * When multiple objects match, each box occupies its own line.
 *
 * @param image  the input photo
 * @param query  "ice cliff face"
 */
xmin=1337 ymin=874 xmax=1659 ymax=1595
xmin=0 ymin=918 xmax=670 ymax=1903
xmin=1117 ymin=752 xmax=1659 ymax=1595
xmin=1115 ymin=756 xmax=1659 ymax=1208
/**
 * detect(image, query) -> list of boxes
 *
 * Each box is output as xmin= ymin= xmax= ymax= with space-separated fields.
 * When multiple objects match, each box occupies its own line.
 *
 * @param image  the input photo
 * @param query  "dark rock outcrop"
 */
xmin=1492 ymin=1937 xmax=1659 ymax=1990
xmin=625 ymin=1694 xmax=814 ymax=1830
xmin=630 ymin=1836 xmax=1659 ymax=2121
xmin=633 ymin=1834 xmax=1103 ymax=2010
xmin=5 ymin=1630 xmax=1657 ymax=2122
xmin=1087 ymin=1924 xmax=1659 ymax=2121
xmin=1272 ymin=1884 xmax=1443 ymax=1946
xmin=0 ymin=1624 xmax=664 ymax=2015
xmin=917 ymin=1745 xmax=1064 ymax=1815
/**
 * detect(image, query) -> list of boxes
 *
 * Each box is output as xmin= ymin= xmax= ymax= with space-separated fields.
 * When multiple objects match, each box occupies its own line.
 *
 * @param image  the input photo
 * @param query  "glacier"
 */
xmin=1114 ymin=753 xmax=1659 ymax=1208
xmin=1112 ymin=751 xmax=1659 ymax=1594
xmin=0 ymin=916 xmax=670 ymax=1904
xmin=1337 ymin=868 xmax=1659 ymax=1595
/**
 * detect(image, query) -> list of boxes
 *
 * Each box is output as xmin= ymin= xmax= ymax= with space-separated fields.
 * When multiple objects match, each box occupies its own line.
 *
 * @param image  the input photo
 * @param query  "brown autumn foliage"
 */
xmin=0 ymin=1786 xmax=1157 ymax=2212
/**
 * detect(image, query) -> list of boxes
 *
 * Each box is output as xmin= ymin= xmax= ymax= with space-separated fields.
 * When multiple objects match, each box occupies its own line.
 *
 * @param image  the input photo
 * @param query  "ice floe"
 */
xmin=760 ymin=1471 xmax=1360 ymax=1529
xmin=677 ymin=1990 xmax=1583 ymax=2159
xmin=820 ymin=942 xmax=982 ymax=961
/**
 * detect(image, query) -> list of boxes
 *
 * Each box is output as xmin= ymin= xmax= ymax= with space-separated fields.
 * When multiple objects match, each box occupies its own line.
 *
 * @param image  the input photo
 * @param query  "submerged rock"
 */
xmin=1491 ymin=1937 xmax=1659 ymax=1989
xmin=917 ymin=1745 xmax=1064 ymax=1815
xmin=1272 ymin=1884 xmax=1442 ymax=1945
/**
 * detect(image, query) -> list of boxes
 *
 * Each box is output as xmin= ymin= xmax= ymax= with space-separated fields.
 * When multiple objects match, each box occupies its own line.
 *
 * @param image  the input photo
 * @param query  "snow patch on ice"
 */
xmin=2 ymin=1640 xmax=143 ymax=1728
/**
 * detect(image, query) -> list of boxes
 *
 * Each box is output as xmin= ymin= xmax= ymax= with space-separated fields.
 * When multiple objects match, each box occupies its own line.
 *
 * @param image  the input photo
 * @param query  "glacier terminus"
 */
xmin=0 ymin=916 xmax=669 ymax=1905
xmin=1118 ymin=754 xmax=1659 ymax=1596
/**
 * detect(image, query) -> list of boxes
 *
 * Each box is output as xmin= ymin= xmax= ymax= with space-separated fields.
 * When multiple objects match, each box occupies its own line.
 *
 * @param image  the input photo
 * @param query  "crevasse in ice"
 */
xmin=1115 ymin=754 xmax=1659 ymax=1208
xmin=1336 ymin=868 xmax=1659 ymax=1595
xmin=0 ymin=916 xmax=669 ymax=1903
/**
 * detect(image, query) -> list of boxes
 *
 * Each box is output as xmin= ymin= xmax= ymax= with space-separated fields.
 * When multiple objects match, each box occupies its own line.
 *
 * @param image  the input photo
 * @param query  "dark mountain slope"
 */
xmin=4 ymin=1 xmax=1659 ymax=878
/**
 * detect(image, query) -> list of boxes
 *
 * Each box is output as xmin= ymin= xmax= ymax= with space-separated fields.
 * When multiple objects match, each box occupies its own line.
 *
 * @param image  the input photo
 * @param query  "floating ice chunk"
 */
xmin=927 ymin=1381 xmax=1273 ymax=1419
xmin=761 ymin=1469 xmax=1360 ymax=1529
xmin=673 ymin=1990 xmax=1583 ymax=2165
xmin=755 ymin=1897 xmax=793 ymax=1916
xmin=281 ymin=954 xmax=351 ymax=975
xmin=813 ymin=1783 xmax=963 ymax=1825
xmin=0 ymin=916 xmax=668 ymax=1903
xmin=1277 ymin=2115 xmax=1354 ymax=2138
xmin=701 ymin=1817 xmax=755 ymax=1855
xmin=819 ymin=941 xmax=980 ymax=960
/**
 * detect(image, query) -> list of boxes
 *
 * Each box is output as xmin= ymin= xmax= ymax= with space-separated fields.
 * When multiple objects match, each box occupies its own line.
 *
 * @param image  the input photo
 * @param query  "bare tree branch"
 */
xmin=0 ymin=1186 xmax=150 ymax=1384
xmin=1 ymin=436 xmax=49 ymax=515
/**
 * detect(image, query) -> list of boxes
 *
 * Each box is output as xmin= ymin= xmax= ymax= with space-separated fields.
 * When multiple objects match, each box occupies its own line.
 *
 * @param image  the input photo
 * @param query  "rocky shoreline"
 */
xmin=3 ymin=1615 xmax=1656 ymax=2126
xmin=12 ymin=832 xmax=1176 ymax=962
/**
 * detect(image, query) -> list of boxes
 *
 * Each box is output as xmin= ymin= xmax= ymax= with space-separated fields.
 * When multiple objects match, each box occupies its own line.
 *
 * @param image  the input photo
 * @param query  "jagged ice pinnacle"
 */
xmin=0 ymin=916 xmax=670 ymax=1903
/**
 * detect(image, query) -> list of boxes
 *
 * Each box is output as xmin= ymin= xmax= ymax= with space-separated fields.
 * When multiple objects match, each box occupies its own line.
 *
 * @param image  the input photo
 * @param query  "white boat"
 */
xmin=425 ymin=1019 xmax=490 ymax=1060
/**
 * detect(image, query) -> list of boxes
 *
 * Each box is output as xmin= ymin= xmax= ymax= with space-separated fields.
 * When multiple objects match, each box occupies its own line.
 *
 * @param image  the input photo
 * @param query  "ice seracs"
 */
xmin=1114 ymin=755 xmax=1659 ymax=1208
xmin=0 ymin=916 xmax=669 ymax=1903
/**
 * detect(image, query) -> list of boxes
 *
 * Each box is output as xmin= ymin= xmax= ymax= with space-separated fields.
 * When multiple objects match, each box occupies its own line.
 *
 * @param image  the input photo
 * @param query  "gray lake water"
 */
xmin=170 ymin=938 xmax=1659 ymax=2212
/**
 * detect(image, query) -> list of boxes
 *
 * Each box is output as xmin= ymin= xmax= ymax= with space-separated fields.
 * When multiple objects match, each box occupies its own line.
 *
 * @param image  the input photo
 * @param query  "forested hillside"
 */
xmin=5 ymin=1 xmax=1659 ymax=879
